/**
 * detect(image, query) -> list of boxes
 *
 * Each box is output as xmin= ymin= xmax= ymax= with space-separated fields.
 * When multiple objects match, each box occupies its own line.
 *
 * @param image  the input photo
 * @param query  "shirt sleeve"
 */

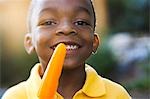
xmin=117 ymin=86 xmax=132 ymax=99
xmin=2 ymin=82 xmax=27 ymax=99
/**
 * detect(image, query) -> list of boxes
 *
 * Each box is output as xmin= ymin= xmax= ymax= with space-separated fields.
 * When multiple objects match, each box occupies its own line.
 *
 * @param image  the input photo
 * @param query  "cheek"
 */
xmin=34 ymin=33 xmax=47 ymax=49
xmin=33 ymin=31 xmax=53 ymax=62
xmin=81 ymin=32 xmax=94 ymax=46
xmin=33 ymin=29 xmax=52 ymax=48
xmin=79 ymin=32 xmax=94 ymax=58
xmin=82 ymin=33 xmax=94 ymax=54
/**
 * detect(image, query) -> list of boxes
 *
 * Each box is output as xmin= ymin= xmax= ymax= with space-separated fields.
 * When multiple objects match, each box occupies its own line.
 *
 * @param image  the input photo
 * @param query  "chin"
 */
xmin=63 ymin=60 xmax=85 ymax=70
xmin=63 ymin=63 xmax=77 ymax=70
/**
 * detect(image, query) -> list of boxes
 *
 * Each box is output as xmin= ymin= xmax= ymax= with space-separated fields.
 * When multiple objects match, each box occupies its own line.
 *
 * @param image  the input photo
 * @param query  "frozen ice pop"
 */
xmin=38 ymin=43 xmax=66 ymax=99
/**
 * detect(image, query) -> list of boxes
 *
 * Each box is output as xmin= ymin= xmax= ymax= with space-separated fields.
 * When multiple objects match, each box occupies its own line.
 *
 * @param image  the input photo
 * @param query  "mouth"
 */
xmin=50 ymin=41 xmax=81 ymax=51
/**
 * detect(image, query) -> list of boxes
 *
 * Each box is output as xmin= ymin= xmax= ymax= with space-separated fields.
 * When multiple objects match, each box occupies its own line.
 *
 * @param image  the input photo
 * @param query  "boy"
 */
xmin=2 ymin=0 xmax=131 ymax=99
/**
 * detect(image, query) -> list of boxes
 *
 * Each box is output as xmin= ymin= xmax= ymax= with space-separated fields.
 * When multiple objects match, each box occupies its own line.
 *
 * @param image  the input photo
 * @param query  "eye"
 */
xmin=74 ymin=20 xmax=90 ymax=26
xmin=39 ymin=20 xmax=57 ymax=26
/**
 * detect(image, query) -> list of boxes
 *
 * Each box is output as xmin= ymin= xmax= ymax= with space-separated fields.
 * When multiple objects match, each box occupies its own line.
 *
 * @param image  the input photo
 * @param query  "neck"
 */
xmin=58 ymin=64 xmax=86 ymax=98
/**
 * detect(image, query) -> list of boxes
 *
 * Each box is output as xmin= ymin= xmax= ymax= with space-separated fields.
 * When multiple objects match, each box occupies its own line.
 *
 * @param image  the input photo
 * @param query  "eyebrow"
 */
xmin=76 ymin=6 xmax=92 ymax=16
xmin=39 ymin=7 xmax=58 ymax=16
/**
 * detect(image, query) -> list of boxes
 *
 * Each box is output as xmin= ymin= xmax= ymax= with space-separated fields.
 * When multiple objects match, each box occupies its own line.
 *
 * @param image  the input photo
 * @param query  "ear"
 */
xmin=24 ymin=33 xmax=35 ymax=54
xmin=93 ymin=33 xmax=100 ymax=53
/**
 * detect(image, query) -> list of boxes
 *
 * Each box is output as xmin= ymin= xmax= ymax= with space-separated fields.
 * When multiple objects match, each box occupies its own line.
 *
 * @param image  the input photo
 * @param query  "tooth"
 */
xmin=75 ymin=45 xmax=78 ymax=49
xmin=72 ymin=46 xmax=75 ymax=49
xmin=66 ymin=45 xmax=70 ymax=50
xmin=65 ymin=45 xmax=78 ymax=50
xmin=71 ymin=45 xmax=74 ymax=49
xmin=73 ymin=45 xmax=76 ymax=49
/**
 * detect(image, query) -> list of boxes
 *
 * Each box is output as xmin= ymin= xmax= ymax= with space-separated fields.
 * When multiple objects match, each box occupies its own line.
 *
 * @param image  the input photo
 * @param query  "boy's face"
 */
xmin=25 ymin=0 xmax=99 ymax=70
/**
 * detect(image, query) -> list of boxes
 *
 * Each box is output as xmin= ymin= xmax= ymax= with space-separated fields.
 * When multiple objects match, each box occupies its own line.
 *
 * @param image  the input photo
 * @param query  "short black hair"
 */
xmin=27 ymin=0 xmax=96 ymax=32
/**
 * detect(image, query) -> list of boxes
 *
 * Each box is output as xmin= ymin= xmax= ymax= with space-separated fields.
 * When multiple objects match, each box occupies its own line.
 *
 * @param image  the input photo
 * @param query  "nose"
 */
xmin=56 ymin=21 xmax=77 ymax=36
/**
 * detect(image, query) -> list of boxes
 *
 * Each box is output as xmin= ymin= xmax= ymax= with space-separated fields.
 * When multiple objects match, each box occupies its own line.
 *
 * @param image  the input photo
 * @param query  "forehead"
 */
xmin=34 ymin=0 xmax=92 ymax=6
xmin=32 ymin=0 xmax=93 ymax=15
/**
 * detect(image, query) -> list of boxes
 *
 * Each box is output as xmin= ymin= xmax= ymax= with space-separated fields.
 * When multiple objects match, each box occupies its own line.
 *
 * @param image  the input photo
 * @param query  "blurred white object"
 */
xmin=108 ymin=33 xmax=150 ymax=67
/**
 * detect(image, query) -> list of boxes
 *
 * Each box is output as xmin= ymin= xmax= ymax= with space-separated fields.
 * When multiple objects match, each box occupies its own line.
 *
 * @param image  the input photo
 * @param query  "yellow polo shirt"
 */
xmin=2 ymin=63 xmax=131 ymax=99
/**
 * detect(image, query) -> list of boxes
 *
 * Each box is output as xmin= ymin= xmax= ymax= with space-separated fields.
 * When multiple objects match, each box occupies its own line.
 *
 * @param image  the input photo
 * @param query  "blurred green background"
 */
xmin=0 ymin=0 xmax=149 ymax=98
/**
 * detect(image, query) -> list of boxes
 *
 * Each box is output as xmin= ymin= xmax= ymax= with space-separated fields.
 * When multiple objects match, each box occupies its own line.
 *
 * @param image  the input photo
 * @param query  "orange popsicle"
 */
xmin=38 ymin=43 xmax=66 ymax=99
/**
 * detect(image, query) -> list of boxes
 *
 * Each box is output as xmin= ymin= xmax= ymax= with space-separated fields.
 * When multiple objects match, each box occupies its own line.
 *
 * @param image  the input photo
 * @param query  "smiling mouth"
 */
xmin=51 ymin=42 xmax=81 ymax=51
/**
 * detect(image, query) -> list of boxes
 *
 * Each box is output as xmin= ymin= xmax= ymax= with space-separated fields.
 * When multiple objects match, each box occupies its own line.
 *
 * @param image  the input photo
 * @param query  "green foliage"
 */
xmin=126 ymin=77 xmax=150 ymax=91
xmin=124 ymin=57 xmax=150 ymax=91
xmin=107 ymin=0 xmax=149 ymax=33
xmin=1 ymin=50 xmax=38 ymax=86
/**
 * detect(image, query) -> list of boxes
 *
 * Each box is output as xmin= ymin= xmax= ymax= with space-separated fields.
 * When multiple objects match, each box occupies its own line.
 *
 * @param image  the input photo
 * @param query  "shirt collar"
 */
xmin=27 ymin=63 xmax=106 ymax=98
xmin=27 ymin=63 xmax=62 ymax=99
xmin=82 ymin=64 xmax=106 ymax=97
xmin=26 ymin=63 xmax=42 ymax=98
